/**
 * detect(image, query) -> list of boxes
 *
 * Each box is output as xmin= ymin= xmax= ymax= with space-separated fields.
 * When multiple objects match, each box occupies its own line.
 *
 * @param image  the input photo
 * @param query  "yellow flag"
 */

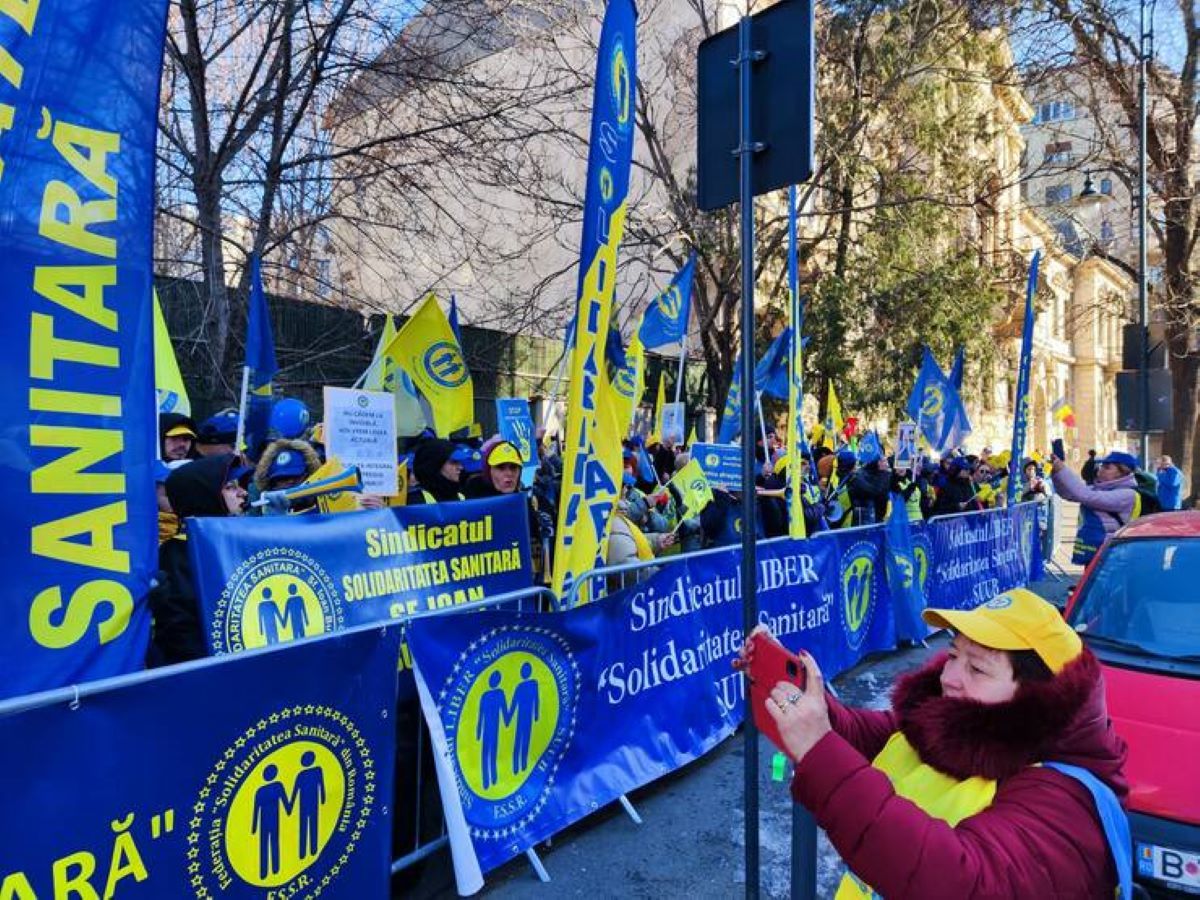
xmin=668 ymin=458 xmax=713 ymax=520
xmin=823 ymin=381 xmax=845 ymax=448
xmin=153 ymin=290 xmax=191 ymax=417
xmin=649 ymin=372 xmax=666 ymax=444
xmin=365 ymin=315 xmax=428 ymax=437
xmin=687 ymin=424 xmax=698 ymax=447
xmin=594 ymin=331 xmax=643 ymax=521
xmin=382 ymin=295 xmax=474 ymax=437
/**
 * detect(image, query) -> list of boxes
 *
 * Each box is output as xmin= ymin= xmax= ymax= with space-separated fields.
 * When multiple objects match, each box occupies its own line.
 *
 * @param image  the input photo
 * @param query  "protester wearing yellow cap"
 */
xmin=741 ymin=586 xmax=1128 ymax=899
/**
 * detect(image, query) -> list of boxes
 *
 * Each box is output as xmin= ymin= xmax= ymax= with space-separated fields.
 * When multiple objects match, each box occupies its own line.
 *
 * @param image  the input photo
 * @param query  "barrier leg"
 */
xmin=526 ymin=847 xmax=551 ymax=883
xmin=618 ymin=793 xmax=643 ymax=825
xmin=790 ymin=804 xmax=818 ymax=900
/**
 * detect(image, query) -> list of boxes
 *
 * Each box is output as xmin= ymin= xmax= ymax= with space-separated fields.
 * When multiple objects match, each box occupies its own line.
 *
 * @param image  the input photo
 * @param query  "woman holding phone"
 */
xmin=740 ymin=588 xmax=1129 ymax=899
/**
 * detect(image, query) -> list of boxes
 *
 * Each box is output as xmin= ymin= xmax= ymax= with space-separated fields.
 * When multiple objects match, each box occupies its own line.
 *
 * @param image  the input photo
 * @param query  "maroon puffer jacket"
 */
xmin=792 ymin=650 xmax=1127 ymax=899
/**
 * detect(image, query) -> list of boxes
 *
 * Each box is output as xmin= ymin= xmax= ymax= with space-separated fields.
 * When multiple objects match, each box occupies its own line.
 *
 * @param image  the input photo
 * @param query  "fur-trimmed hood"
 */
xmin=253 ymin=439 xmax=321 ymax=491
xmin=893 ymin=649 xmax=1127 ymax=796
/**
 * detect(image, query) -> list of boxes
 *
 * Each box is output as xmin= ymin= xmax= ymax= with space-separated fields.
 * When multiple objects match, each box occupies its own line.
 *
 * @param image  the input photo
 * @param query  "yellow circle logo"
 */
xmin=456 ymin=652 xmax=561 ymax=800
xmin=611 ymin=41 xmax=632 ymax=128
xmin=216 ymin=548 xmax=343 ymax=653
xmin=439 ymin=626 xmax=579 ymax=840
xmin=921 ymin=385 xmax=944 ymax=417
xmin=225 ymin=741 xmax=346 ymax=886
xmin=190 ymin=706 xmax=376 ymax=899
xmin=840 ymin=542 xmax=877 ymax=650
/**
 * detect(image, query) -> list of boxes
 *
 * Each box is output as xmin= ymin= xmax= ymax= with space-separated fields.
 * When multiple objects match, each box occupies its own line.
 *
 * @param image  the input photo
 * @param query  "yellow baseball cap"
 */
xmin=922 ymin=587 xmax=1082 ymax=674
xmin=487 ymin=442 xmax=524 ymax=467
xmin=165 ymin=425 xmax=195 ymax=438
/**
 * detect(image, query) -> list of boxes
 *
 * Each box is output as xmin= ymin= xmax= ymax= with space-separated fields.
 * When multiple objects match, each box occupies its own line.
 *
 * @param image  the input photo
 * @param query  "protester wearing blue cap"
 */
xmin=1051 ymin=448 xmax=1152 ymax=564
xmin=270 ymin=398 xmax=311 ymax=440
xmin=253 ymin=440 xmax=320 ymax=493
xmin=195 ymin=409 xmax=239 ymax=457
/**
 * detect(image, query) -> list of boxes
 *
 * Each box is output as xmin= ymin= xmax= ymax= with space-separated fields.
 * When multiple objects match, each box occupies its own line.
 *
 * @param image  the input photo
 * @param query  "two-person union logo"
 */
xmin=840 ymin=541 xmax=879 ymax=651
xmin=213 ymin=548 xmax=344 ymax=653
xmin=189 ymin=705 xmax=376 ymax=898
xmin=439 ymin=626 xmax=580 ymax=842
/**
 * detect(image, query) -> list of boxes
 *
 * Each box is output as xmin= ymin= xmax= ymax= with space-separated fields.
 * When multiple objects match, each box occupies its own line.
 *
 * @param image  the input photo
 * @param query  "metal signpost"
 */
xmin=697 ymin=5 xmax=814 ymax=897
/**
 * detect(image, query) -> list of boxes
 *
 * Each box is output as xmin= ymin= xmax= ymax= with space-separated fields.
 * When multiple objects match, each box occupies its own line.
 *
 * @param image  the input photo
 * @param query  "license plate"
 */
xmin=1137 ymin=842 xmax=1200 ymax=893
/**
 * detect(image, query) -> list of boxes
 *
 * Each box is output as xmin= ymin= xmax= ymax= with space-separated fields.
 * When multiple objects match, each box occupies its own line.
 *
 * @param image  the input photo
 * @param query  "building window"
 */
xmin=1100 ymin=177 xmax=1113 ymax=195
xmin=1045 ymin=183 xmax=1073 ymax=205
xmin=1044 ymin=141 xmax=1074 ymax=165
xmin=1036 ymin=100 xmax=1076 ymax=123
xmin=1100 ymin=220 xmax=1115 ymax=242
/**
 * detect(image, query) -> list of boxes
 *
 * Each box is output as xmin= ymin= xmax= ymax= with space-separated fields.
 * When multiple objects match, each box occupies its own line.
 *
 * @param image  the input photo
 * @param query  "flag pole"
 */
xmin=755 ymin=390 xmax=770 ymax=465
xmin=234 ymin=364 xmax=250 ymax=454
xmin=673 ymin=332 xmax=687 ymax=406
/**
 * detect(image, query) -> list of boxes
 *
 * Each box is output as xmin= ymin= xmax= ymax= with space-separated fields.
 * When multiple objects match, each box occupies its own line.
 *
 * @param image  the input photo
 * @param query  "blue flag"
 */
xmin=906 ymin=346 xmax=971 ymax=452
xmin=883 ymin=492 xmax=928 ymax=643
xmin=1008 ymin=251 xmax=1040 ymax=503
xmin=755 ymin=327 xmax=793 ymax=400
xmin=717 ymin=348 xmax=745 ymax=443
xmin=0 ymin=0 xmax=167 ymax=698
xmin=949 ymin=346 xmax=965 ymax=390
xmin=243 ymin=253 xmax=278 ymax=455
xmin=639 ymin=253 xmax=696 ymax=349
xmin=857 ymin=431 xmax=883 ymax=465
xmin=449 ymin=293 xmax=464 ymax=344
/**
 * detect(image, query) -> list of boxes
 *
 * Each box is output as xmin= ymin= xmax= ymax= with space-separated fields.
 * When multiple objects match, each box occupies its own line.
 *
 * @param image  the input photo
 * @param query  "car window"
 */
xmin=1069 ymin=538 xmax=1200 ymax=659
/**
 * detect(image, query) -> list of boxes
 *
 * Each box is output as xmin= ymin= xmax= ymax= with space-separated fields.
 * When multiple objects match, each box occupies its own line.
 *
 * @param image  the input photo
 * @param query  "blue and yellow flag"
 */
xmin=154 ymin=289 xmax=190 ymax=417
xmin=364 ymin=315 xmax=429 ymax=437
xmin=717 ymin=348 xmax=744 ymax=443
xmin=669 ymin=458 xmax=714 ymax=520
xmin=384 ymin=294 xmax=474 ymax=437
xmin=552 ymin=0 xmax=637 ymax=597
xmin=906 ymin=346 xmax=972 ymax=452
xmin=241 ymin=253 xmax=277 ymax=455
xmin=639 ymin=252 xmax=696 ymax=350
xmin=1008 ymin=251 xmax=1040 ymax=503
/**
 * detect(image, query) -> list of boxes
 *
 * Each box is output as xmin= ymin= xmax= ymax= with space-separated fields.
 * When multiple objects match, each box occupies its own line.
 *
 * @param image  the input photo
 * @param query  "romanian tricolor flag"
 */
xmin=1051 ymin=397 xmax=1076 ymax=429
xmin=552 ymin=0 xmax=637 ymax=598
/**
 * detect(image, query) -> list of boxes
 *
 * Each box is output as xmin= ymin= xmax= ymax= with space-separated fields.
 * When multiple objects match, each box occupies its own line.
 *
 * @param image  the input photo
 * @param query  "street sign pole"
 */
xmin=736 ymin=15 xmax=764 ymax=899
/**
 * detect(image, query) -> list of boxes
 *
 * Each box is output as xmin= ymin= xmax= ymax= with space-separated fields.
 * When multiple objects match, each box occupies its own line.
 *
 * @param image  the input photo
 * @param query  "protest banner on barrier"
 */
xmin=324 ymin=387 xmax=398 ymax=495
xmin=188 ymin=495 xmax=533 ymax=655
xmin=0 ymin=2 xmax=168 ymax=699
xmin=0 ymin=623 xmax=401 ymax=899
xmin=692 ymin=442 xmax=743 ymax=491
xmin=916 ymin=503 xmax=1043 ymax=611
xmin=408 ymin=526 xmax=894 ymax=890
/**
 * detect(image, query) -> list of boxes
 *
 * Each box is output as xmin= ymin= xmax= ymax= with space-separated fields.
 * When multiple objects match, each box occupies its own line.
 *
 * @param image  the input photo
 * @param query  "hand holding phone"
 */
xmin=745 ymin=630 xmax=807 ymax=752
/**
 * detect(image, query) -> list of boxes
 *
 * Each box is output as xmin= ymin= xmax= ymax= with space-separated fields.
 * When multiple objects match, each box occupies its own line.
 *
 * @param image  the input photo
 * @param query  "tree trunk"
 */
xmin=193 ymin=178 xmax=231 ymax=397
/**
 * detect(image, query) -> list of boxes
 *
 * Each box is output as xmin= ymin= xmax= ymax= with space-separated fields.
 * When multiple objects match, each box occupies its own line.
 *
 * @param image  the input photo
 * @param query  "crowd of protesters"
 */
xmin=150 ymin=397 xmax=1189 ymax=666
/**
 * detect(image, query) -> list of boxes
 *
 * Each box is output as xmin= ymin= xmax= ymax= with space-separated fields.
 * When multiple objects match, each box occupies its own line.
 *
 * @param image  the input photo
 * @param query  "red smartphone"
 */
xmin=746 ymin=630 xmax=807 ymax=753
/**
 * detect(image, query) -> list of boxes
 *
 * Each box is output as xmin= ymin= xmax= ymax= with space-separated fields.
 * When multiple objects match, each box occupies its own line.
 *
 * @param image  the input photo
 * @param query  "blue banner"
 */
xmin=242 ymin=254 xmax=278 ymax=456
xmin=692 ymin=442 xmax=743 ymax=491
xmin=0 ymin=623 xmax=401 ymax=898
xmin=916 ymin=503 xmax=1043 ymax=611
xmin=638 ymin=253 xmax=695 ymax=350
xmin=408 ymin=526 xmax=893 ymax=888
xmin=0 ymin=2 xmax=167 ymax=699
xmin=187 ymin=495 xmax=533 ymax=654
xmin=495 ymin=397 xmax=537 ymax=487
xmin=1008 ymin=251 xmax=1040 ymax=504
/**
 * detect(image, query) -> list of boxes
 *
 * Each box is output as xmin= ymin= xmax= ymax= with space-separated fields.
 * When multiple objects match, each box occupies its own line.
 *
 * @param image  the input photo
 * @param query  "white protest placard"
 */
xmin=660 ymin=401 xmax=686 ymax=445
xmin=323 ymin=387 xmax=398 ymax=495
xmin=895 ymin=421 xmax=918 ymax=472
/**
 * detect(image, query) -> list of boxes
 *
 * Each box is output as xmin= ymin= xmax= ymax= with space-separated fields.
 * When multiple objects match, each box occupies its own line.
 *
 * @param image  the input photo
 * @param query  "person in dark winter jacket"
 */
xmin=845 ymin=459 xmax=890 ymax=525
xmin=149 ymin=454 xmax=247 ymax=666
xmin=930 ymin=456 xmax=977 ymax=517
xmin=742 ymin=587 xmax=1128 ymax=899
xmin=411 ymin=439 xmax=463 ymax=503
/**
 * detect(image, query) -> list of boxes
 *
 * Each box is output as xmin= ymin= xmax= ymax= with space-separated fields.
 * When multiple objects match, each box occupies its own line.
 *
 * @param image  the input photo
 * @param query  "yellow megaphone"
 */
xmin=254 ymin=466 xmax=362 ymax=515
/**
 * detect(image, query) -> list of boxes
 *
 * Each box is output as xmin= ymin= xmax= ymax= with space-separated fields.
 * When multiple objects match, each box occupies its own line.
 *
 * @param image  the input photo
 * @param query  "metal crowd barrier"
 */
xmin=390 ymin=586 xmax=560 ymax=880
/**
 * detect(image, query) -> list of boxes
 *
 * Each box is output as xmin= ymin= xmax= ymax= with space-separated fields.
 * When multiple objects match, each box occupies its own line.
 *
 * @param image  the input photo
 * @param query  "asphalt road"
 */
xmin=404 ymin=567 xmax=1078 ymax=900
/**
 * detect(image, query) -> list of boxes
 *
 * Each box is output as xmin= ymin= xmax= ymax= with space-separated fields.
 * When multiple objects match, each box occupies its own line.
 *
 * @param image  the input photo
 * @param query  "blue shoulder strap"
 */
xmin=1044 ymin=762 xmax=1132 ymax=899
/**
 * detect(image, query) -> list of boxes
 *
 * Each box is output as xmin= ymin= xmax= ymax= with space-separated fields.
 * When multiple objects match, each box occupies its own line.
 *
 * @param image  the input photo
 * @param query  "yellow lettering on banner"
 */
xmin=52 ymin=850 xmax=100 ymax=900
xmin=0 ymin=0 xmax=42 ymax=35
xmin=50 ymin=120 xmax=119 ymax=197
xmin=0 ymin=47 xmax=20 ymax=90
xmin=0 ymin=872 xmax=37 ymax=900
xmin=32 ymin=501 xmax=129 ymax=573
xmin=0 ymin=103 xmax=14 ymax=182
xmin=39 ymin=180 xmax=117 ymax=258
xmin=31 ymin=426 xmax=125 ymax=494
xmin=30 ymin=579 xmax=133 ymax=649
xmin=30 ymin=387 xmax=122 ymax=417
xmin=34 ymin=266 xmax=119 ymax=330
xmin=29 ymin=313 xmax=119 ymax=379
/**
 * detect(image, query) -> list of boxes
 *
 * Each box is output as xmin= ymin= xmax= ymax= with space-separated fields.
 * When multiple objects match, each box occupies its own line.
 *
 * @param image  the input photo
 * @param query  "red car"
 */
xmin=1066 ymin=511 xmax=1200 ymax=897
